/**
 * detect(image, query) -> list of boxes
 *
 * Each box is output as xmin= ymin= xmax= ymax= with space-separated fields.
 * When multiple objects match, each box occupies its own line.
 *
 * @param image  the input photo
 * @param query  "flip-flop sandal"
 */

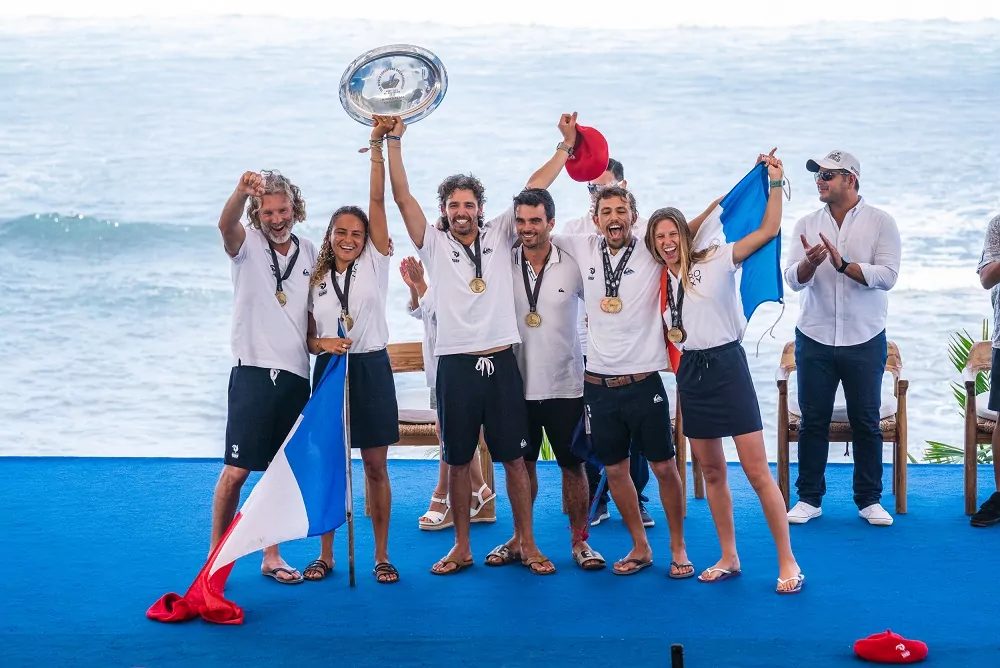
xmin=613 ymin=557 xmax=653 ymax=576
xmin=522 ymin=555 xmax=556 ymax=575
xmin=484 ymin=544 xmax=521 ymax=567
xmin=262 ymin=567 xmax=304 ymax=584
xmin=572 ymin=548 xmax=607 ymax=571
xmin=776 ymin=573 xmax=805 ymax=595
xmin=373 ymin=562 xmax=400 ymax=584
xmin=668 ymin=561 xmax=696 ymax=579
xmin=698 ymin=567 xmax=741 ymax=583
xmin=430 ymin=556 xmax=474 ymax=576
xmin=302 ymin=559 xmax=333 ymax=581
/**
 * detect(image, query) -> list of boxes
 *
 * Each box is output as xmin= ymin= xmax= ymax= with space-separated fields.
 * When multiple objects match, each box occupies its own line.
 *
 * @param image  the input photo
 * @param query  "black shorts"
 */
xmin=989 ymin=348 xmax=1000 ymax=413
xmin=436 ymin=347 xmax=529 ymax=466
xmin=314 ymin=349 xmax=400 ymax=449
xmin=677 ymin=341 xmax=763 ymax=439
xmin=225 ymin=365 xmax=310 ymax=471
xmin=584 ymin=372 xmax=675 ymax=466
xmin=525 ymin=397 xmax=585 ymax=468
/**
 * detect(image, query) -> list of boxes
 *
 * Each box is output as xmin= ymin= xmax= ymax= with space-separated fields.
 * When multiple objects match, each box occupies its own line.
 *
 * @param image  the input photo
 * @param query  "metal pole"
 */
xmin=343 ymin=354 xmax=355 ymax=588
xmin=670 ymin=643 xmax=684 ymax=668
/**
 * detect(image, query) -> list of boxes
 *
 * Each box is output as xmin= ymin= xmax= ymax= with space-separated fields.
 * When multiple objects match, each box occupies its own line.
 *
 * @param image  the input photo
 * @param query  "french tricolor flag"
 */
xmin=147 ymin=349 xmax=350 ymax=625
xmin=661 ymin=162 xmax=782 ymax=369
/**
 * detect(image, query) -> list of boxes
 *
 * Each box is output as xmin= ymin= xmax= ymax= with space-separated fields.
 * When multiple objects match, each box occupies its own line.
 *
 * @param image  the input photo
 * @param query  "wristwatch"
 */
xmin=836 ymin=258 xmax=850 ymax=273
xmin=556 ymin=141 xmax=575 ymax=157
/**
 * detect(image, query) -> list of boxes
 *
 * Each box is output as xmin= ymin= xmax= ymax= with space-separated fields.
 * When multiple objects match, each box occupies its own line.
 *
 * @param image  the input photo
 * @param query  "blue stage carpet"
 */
xmin=2 ymin=458 xmax=998 ymax=667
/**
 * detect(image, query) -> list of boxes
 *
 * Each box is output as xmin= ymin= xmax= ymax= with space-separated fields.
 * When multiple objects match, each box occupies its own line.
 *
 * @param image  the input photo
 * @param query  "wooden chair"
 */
xmin=962 ymin=340 xmax=994 ymax=515
xmin=361 ymin=342 xmax=495 ymax=516
xmin=775 ymin=340 xmax=909 ymax=514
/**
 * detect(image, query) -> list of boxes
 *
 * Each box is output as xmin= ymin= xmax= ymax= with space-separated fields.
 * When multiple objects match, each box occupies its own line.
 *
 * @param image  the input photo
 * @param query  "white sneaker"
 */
xmin=787 ymin=501 xmax=822 ymax=524
xmin=859 ymin=503 xmax=893 ymax=526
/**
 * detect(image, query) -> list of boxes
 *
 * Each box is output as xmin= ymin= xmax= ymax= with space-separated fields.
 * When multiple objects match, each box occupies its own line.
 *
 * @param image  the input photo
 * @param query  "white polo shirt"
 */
xmin=310 ymin=238 xmax=390 ymax=353
xmin=230 ymin=226 xmax=318 ymax=379
xmin=662 ymin=243 xmax=746 ymax=351
xmin=407 ymin=286 xmax=439 ymax=388
xmin=552 ymin=233 xmax=668 ymax=376
xmin=561 ymin=212 xmax=648 ymax=357
xmin=416 ymin=206 xmax=521 ymax=356
xmin=783 ymin=198 xmax=901 ymax=347
xmin=510 ymin=244 xmax=585 ymax=400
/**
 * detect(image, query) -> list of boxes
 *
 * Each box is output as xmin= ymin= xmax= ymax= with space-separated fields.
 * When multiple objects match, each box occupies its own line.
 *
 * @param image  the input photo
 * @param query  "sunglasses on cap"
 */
xmin=814 ymin=169 xmax=852 ymax=182
xmin=587 ymin=180 xmax=622 ymax=195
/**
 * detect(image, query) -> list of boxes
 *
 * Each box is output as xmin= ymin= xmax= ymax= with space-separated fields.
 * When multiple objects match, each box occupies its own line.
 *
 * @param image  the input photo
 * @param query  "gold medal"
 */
xmin=470 ymin=277 xmax=487 ymax=293
xmin=275 ymin=290 xmax=287 ymax=307
xmin=525 ymin=312 xmax=542 ymax=328
xmin=343 ymin=312 xmax=355 ymax=331
xmin=667 ymin=327 xmax=687 ymax=344
xmin=600 ymin=296 xmax=622 ymax=314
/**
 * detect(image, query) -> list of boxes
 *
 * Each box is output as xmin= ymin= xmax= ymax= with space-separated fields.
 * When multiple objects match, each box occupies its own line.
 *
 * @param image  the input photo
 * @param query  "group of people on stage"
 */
xmin=210 ymin=109 xmax=932 ymax=595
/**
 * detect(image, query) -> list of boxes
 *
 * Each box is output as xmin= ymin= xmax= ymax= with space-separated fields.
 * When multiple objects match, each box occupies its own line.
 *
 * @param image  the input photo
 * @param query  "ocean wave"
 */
xmin=0 ymin=213 xmax=218 ymax=249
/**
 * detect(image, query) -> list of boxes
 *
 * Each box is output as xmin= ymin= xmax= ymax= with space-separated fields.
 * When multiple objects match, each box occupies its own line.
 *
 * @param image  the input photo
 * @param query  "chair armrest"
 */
xmin=896 ymin=378 xmax=909 ymax=396
xmin=963 ymin=368 xmax=979 ymax=387
xmin=775 ymin=367 xmax=791 ymax=385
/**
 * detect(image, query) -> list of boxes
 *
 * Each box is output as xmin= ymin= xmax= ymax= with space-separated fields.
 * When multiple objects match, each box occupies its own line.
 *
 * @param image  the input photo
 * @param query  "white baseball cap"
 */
xmin=806 ymin=150 xmax=861 ymax=181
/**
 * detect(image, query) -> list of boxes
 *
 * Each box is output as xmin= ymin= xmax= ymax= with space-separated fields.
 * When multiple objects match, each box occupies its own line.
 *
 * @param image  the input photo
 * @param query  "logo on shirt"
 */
xmin=558 ymin=288 xmax=565 ymax=293
xmin=452 ymin=250 xmax=461 ymax=263
xmin=689 ymin=269 xmax=703 ymax=285
xmin=653 ymin=394 xmax=663 ymax=404
xmin=624 ymin=268 xmax=635 ymax=276
xmin=302 ymin=268 xmax=310 ymax=276
xmin=588 ymin=267 xmax=596 ymax=280
xmin=318 ymin=281 xmax=328 ymax=297
xmin=520 ymin=439 xmax=527 ymax=450
xmin=230 ymin=444 xmax=239 ymax=459
xmin=483 ymin=248 xmax=493 ymax=255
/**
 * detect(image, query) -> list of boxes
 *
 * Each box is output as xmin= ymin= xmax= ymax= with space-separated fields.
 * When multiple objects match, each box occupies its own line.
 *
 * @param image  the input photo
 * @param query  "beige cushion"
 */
xmin=976 ymin=392 xmax=997 ymax=422
xmin=787 ymin=384 xmax=897 ymax=422
xmin=398 ymin=408 xmax=437 ymax=425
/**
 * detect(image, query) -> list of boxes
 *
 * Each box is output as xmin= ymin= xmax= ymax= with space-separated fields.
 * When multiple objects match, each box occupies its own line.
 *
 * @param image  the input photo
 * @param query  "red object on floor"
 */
xmin=854 ymin=630 xmax=928 ymax=663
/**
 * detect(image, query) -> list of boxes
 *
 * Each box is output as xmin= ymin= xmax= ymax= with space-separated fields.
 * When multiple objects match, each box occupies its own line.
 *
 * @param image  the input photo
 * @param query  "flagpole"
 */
xmin=344 ymin=354 xmax=356 ymax=588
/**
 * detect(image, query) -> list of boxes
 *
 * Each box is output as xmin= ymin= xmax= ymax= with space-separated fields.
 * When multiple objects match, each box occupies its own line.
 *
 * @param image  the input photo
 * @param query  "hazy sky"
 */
xmin=3 ymin=0 xmax=999 ymax=27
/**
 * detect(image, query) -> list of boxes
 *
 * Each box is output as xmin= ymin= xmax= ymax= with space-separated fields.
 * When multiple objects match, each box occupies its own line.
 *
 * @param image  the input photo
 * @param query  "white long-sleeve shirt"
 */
xmin=406 ymin=286 xmax=438 ymax=388
xmin=784 ymin=198 xmax=901 ymax=347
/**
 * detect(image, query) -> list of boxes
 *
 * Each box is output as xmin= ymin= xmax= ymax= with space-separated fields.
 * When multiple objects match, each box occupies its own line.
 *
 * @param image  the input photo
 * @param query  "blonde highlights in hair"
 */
xmin=644 ymin=207 xmax=716 ymax=293
xmin=245 ymin=170 xmax=307 ymax=230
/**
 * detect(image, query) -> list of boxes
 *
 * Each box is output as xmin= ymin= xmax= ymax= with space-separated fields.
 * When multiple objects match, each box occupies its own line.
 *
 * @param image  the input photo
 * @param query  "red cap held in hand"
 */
xmin=565 ymin=125 xmax=610 ymax=183
xmin=854 ymin=630 xmax=928 ymax=663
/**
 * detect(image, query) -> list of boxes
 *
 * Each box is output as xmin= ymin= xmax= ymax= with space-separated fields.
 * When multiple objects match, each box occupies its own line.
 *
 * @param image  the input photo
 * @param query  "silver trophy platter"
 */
xmin=339 ymin=44 xmax=448 ymax=126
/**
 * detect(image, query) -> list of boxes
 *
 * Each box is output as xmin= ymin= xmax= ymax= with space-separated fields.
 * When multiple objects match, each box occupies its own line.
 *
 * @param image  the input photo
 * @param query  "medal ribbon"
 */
xmin=331 ymin=260 xmax=355 ymax=317
xmin=660 ymin=267 xmax=683 ymax=372
xmin=267 ymin=234 xmax=301 ymax=295
xmin=521 ymin=246 xmax=552 ymax=315
xmin=600 ymin=237 xmax=635 ymax=298
xmin=666 ymin=269 xmax=685 ymax=331
xmin=459 ymin=233 xmax=483 ymax=281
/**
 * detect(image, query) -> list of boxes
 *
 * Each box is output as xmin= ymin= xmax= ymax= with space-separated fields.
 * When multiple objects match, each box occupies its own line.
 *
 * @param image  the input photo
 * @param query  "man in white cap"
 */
xmin=783 ymin=150 xmax=901 ymax=526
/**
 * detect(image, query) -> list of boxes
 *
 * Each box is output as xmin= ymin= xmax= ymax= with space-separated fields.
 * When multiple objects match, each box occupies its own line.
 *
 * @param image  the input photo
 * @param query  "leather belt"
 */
xmin=584 ymin=372 xmax=652 ymax=388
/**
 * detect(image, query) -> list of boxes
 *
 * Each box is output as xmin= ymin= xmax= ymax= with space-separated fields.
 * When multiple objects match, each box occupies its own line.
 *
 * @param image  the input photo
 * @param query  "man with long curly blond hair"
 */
xmin=213 ymin=169 xmax=318 ymax=584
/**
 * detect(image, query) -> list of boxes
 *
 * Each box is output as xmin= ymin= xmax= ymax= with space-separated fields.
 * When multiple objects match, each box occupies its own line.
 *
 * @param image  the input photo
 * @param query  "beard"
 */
xmin=262 ymin=219 xmax=294 ymax=244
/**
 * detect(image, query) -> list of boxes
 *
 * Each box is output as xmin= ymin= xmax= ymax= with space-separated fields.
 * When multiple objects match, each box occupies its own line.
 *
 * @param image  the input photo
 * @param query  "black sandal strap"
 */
xmin=304 ymin=559 xmax=330 ymax=575
xmin=373 ymin=562 xmax=399 ymax=581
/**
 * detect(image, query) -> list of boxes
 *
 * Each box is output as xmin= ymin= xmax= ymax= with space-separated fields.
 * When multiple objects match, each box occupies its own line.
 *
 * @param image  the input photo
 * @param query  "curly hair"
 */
xmin=246 ymin=170 xmax=306 ymax=229
xmin=437 ymin=174 xmax=486 ymax=231
xmin=592 ymin=185 xmax=639 ymax=223
xmin=310 ymin=205 xmax=370 ymax=288
xmin=644 ymin=206 xmax=717 ymax=294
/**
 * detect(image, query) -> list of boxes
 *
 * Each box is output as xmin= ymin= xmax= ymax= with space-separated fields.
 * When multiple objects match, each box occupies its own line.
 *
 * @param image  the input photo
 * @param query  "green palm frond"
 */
xmin=539 ymin=432 xmax=556 ymax=461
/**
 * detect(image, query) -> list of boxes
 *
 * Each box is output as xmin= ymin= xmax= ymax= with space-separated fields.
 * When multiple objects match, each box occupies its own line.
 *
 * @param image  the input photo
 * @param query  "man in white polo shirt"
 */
xmin=386 ymin=113 xmax=579 ymax=576
xmin=503 ymin=187 xmax=605 ymax=571
xmin=561 ymin=158 xmax=654 ymax=527
xmin=214 ymin=170 xmax=318 ymax=583
xmin=553 ymin=185 xmax=691 ymax=577
xmin=784 ymin=150 xmax=901 ymax=527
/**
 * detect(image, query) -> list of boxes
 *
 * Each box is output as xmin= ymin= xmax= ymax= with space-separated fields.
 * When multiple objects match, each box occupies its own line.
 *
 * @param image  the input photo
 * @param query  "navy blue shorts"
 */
xmin=584 ymin=372 xmax=675 ymax=466
xmin=525 ymin=397 xmax=585 ymax=468
xmin=436 ymin=347 xmax=529 ymax=466
xmin=990 ymin=348 xmax=1000 ymax=412
xmin=314 ymin=349 xmax=400 ymax=449
xmin=225 ymin=365 xmax=310 ymax=471
xmin=677 ymin=341 xmax=762 ymax=439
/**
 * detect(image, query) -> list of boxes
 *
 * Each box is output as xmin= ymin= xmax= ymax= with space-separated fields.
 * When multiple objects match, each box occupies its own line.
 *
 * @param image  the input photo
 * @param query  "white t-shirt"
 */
xmin=662 ymin=242 xmax=747 ymax=351
xmin=416 ymin=206 xmax=521 ymax=356
xmin=407 ymin=286 xmax=438 ymax=388
xmin=561 ymin=212 xmax=648 ymax=357
xmin=511 ymin=244 xmax=585 ymax=400
xmin=310 ymin=238 xmax=390 ymax=353
xmin=552 ymin=233 xmax=668 ymax=376
xmin=230 ymin=227 xmax=318 ymax=379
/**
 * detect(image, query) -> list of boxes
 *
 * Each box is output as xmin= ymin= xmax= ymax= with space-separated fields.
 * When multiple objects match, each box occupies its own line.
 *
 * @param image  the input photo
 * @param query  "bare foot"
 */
xmin=612 ymin=546 xmax=654 ymax=574
xmin=697 ymin=556 xmax=741 ymax=582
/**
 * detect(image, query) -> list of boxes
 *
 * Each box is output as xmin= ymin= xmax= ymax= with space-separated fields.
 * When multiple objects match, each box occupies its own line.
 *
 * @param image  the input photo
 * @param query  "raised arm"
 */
xmin=525 ymin=113 xmax=579 ymax=190
xmin=400 ymin=256 xmax=428 ymax=311
xmin=385 ymin=116 xmax=429 ymax=249
xmin=688 ymin=196 xmax=724 ymax=238
xmin=218 ymin=172 xmax=262 ymax=258
xmin=733 ymin=151 xmax=784 ymax=264
xmin=368 ymin=116 xmax=393 ymax=255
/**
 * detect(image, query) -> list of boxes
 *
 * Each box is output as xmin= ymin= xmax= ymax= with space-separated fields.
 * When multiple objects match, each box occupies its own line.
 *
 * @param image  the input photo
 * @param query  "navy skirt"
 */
xmin=314 ymin=348 xmax=400 ymax=449
xmin=676 ymin=340 xmax=763 ymax=439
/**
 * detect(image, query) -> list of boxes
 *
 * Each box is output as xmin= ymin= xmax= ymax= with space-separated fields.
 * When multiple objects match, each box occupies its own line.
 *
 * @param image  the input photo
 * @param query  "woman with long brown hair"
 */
xmin=644 ymin=150 xmax=804 ymax=594
xmin=300 ymin=116 xmax=400 ymax=584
